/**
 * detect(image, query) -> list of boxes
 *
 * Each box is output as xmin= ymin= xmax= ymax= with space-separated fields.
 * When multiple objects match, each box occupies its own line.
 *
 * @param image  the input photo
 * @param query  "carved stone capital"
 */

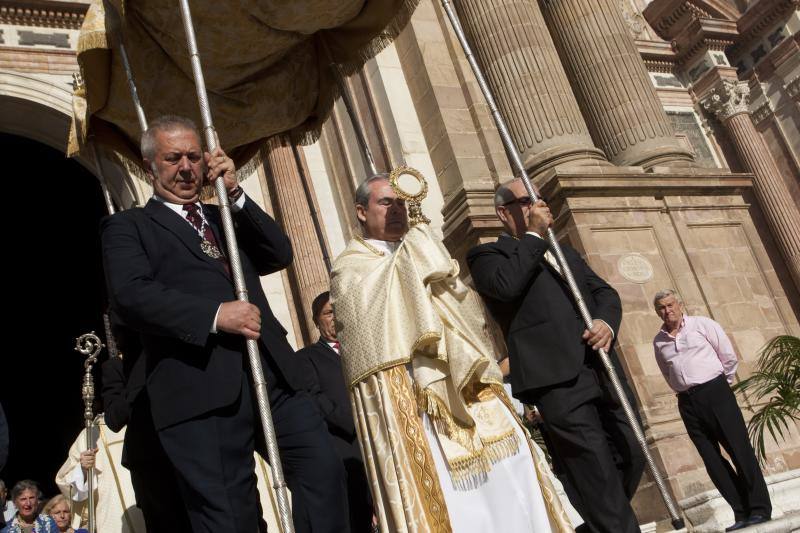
xmin=701 ymin=80 xmax=751 ymax=122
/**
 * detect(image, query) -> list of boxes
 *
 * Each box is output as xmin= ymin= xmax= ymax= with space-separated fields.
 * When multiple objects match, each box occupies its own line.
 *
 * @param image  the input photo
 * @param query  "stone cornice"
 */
xmin=643 ymin=0 xmax=739 ymax=41
xmin=538 ymin=171 xmax=753 ymax=208
xmin=736 ymin=0 xmax=799 ymax=46
xmin=671 ymin=19 xmax=739 ymax=66
xmin=644 ymin=0 xmax=711 ymax=41
xmin=0 ymin=1 xmax=88 ymax=30
xmin=701 ymin=79 xmax=751 ymax=122
xmin=637 ymin=39 xmax=678 ymax=73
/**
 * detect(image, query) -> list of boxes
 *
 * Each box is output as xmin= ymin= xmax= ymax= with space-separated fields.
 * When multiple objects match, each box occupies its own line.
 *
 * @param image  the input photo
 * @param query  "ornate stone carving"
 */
xmin=752 ymin=101 xmax=774 ymax=124
xmin=785 ymin=75 xmax=800 ymax=101
xmin=0 ymin=3 xmax=86 ymax=30
xmin=620 ymin=0 xmax=647 ymax=38
xmin=701 ymin=80 xmax=751 ymax=122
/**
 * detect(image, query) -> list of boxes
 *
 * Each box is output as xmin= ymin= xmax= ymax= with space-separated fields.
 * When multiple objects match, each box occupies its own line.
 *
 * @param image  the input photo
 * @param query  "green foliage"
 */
xmin=733 ymin=335 xmax=800 ymax=464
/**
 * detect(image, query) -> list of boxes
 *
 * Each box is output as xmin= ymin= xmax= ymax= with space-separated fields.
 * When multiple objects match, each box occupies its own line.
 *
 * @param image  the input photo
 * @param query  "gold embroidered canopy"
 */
xmin=68 ymin=0 xmax=418 ymax=171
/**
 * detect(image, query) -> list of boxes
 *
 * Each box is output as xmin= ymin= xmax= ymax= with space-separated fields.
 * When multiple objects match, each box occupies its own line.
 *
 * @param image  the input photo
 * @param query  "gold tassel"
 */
xmin=416 ymin=387 xmax=477 ymax=453
xmin=482 ymin=430 xmax=519 ymax=465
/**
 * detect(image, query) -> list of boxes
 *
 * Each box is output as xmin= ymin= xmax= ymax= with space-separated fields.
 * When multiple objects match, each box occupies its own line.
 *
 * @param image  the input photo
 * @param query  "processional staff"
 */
xmin=172 ymin=2 xmax=295 ymax=531
xmin=438 ymin=1 xmax=686 ymax=528
xmin=103 ymin=11 xmax=294 ymax=530
xmin=74 ymin=332 xmax=104 ymax=533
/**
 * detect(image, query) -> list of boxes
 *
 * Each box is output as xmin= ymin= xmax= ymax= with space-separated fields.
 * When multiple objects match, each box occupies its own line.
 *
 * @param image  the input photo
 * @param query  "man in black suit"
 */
xmin=101 ymin=115 xmax=348 ymax=533
xmin=296 ymin=292 xmax=374 ymax=533
xmin=467 ymin=178 xmax=645 ymax=533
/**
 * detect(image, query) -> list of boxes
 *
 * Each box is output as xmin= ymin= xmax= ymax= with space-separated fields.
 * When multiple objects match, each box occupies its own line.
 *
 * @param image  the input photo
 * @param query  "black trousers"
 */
xmin=343 ymin=456 xmax=374 ymax=533
xmin=158 ymin=365 xmax=349 ymax=533
xmin=678 ymin=374 xmax=771 ymax=521
xmin=125 ymin=393 xmax=192 ymax=533
xmin=524 ymin=360 xmax=645 ymax=533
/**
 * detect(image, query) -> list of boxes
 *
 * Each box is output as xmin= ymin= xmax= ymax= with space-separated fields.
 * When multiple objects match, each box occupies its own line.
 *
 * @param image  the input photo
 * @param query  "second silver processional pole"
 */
xmin=439 ymin=1 xmax=685 ymax=529
xmin=176 ymin=1 xmax=294 ymax=531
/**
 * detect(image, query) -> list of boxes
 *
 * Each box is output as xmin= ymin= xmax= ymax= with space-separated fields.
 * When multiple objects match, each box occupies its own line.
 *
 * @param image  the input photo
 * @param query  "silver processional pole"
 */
xmin=439 ymin=1 xmax=685 ymax=529
xmin=176 ymin=1 xmax=294 ymax=531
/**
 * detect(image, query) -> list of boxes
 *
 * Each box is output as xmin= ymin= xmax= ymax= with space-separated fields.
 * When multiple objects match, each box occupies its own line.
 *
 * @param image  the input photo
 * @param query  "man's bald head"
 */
xmin=494 ymin=178 xmax=551 ymax=238
xmin=494 ymin=178 xmax=523 ymax=208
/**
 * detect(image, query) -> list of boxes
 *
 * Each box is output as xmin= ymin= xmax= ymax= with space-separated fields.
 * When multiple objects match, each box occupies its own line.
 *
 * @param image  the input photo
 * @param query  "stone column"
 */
xmin=540 ymin=0 xmax=695 ymax=168
xmin=263 ymin=135 xmax=331 ymax=343
xmin=703 ymin=80 xmax=800 ymax=291
xmin=453 ymin=0 xmax=607 ymax=177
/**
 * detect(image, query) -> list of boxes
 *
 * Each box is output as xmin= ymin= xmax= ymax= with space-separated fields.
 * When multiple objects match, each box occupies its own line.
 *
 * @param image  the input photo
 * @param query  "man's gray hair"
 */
xmin=653 ymin=289 xmax=681 ymax=308
xmin=140 ymin=115 xmax=201 ymax=161
xmin=354 ymin=173 xmax=391 ymax=207
xmin=494 ymin=178 xmax=520 ymax=208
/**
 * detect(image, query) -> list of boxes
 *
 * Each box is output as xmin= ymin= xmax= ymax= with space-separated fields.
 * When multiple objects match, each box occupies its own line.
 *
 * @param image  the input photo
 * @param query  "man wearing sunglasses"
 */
xmin=467 ymin=178 xmax=645 ymax=533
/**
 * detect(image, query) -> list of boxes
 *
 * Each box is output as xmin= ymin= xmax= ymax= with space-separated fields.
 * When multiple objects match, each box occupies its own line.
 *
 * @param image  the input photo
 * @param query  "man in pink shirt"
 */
xmin=652 ymin=289 xmax=771 ymax=532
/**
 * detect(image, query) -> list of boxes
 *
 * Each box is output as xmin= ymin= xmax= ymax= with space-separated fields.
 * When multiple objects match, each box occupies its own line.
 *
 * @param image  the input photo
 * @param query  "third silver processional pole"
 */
xmin=439 ymin=1 xmax=685 ymax=529
xmin=176 ymin=1 xmax=294 ymax=531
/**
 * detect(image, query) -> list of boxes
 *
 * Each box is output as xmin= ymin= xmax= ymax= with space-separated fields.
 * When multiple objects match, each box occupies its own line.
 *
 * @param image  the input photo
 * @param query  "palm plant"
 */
xmin=733 ymin=335 xmax=800 ymax=464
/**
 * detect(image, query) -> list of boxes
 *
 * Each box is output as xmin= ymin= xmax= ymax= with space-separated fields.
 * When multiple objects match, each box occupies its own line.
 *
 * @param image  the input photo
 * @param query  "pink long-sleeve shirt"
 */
xmin=652 ymin=315 xmax=739 ymax=392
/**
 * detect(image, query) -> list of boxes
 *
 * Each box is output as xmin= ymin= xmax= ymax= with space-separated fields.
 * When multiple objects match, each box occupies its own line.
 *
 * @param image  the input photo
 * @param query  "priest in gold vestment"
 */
xmin=330 ymin=174 xmax=574 ymax=533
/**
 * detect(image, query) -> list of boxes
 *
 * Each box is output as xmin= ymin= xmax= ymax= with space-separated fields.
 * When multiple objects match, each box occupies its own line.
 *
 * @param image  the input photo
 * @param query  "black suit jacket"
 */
xmin=296 ymin=340 xmax=360 ymax=461
xmin=467 ymin=234 xmax=622 ymax=396
xmin=101 ymin=197 xmax=298 ymax=430
xmin=101 ymin=357 xmax=130 ymax=433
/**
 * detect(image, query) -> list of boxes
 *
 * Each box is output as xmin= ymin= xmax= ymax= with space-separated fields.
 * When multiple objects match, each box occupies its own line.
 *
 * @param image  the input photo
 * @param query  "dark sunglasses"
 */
xmin=502 ymin=195 xmax=546 ymax=207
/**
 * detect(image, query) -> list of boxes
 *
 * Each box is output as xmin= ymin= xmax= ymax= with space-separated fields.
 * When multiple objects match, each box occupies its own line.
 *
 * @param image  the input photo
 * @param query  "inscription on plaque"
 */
xmin=617 ymin=254 xmax=654 ymax=283
xmin=18 ymin=30 xmax=70 ymax=48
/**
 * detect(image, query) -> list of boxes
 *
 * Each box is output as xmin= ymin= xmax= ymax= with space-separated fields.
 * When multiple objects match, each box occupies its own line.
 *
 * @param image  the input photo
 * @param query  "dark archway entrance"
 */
xmin=0 ymin=132 xmax=107 ymax=497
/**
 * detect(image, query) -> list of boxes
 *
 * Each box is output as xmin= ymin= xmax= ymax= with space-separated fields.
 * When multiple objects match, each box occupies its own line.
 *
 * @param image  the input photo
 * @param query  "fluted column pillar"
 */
xmin=264 ymin=135 xmax=330 ymax=343
xmin=540 ymin=0 xmax=695 ymax=168
xmin=453 ymin=0 xmax=607 ymax=177
xmin=703 ymin=80 xmax=800 ymax=291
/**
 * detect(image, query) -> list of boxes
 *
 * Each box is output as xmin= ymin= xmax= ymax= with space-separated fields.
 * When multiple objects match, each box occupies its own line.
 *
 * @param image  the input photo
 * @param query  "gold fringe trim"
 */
xmin=447 ymin=452 xmax=490 ymax=491
xmin=416 ymin=381 xmax=524 ymax=492
xmin=482 ymin=429 xmax=519 ymax=465
xmin=345 ymin=330 xmax=439 ymax=388
xmin=446 ymin=429 xmax=519 ymax=491
xmin=77 ymin=31 xmax=110 ymax=55
xmin=338 ymin=0 xmax=421 ymax=76
xmin=411 ymin=331 xmax=441 ymax=355
xmin=415 ymin=387 xmax=476 ymax=450
xmin=348 ymin=357 xmax=410 ymax=389
xmin=290 ymin=0 xmax=422 ymax=146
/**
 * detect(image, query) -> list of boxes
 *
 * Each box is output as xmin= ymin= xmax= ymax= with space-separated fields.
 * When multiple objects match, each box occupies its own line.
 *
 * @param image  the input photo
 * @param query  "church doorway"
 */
xmin=0 ymin=132 xmax=108 ymax=497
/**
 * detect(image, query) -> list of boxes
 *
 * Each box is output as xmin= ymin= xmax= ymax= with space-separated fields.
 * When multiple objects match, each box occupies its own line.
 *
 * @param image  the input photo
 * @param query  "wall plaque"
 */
xmin=617 ymin=254 xmax=654 ymax=283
